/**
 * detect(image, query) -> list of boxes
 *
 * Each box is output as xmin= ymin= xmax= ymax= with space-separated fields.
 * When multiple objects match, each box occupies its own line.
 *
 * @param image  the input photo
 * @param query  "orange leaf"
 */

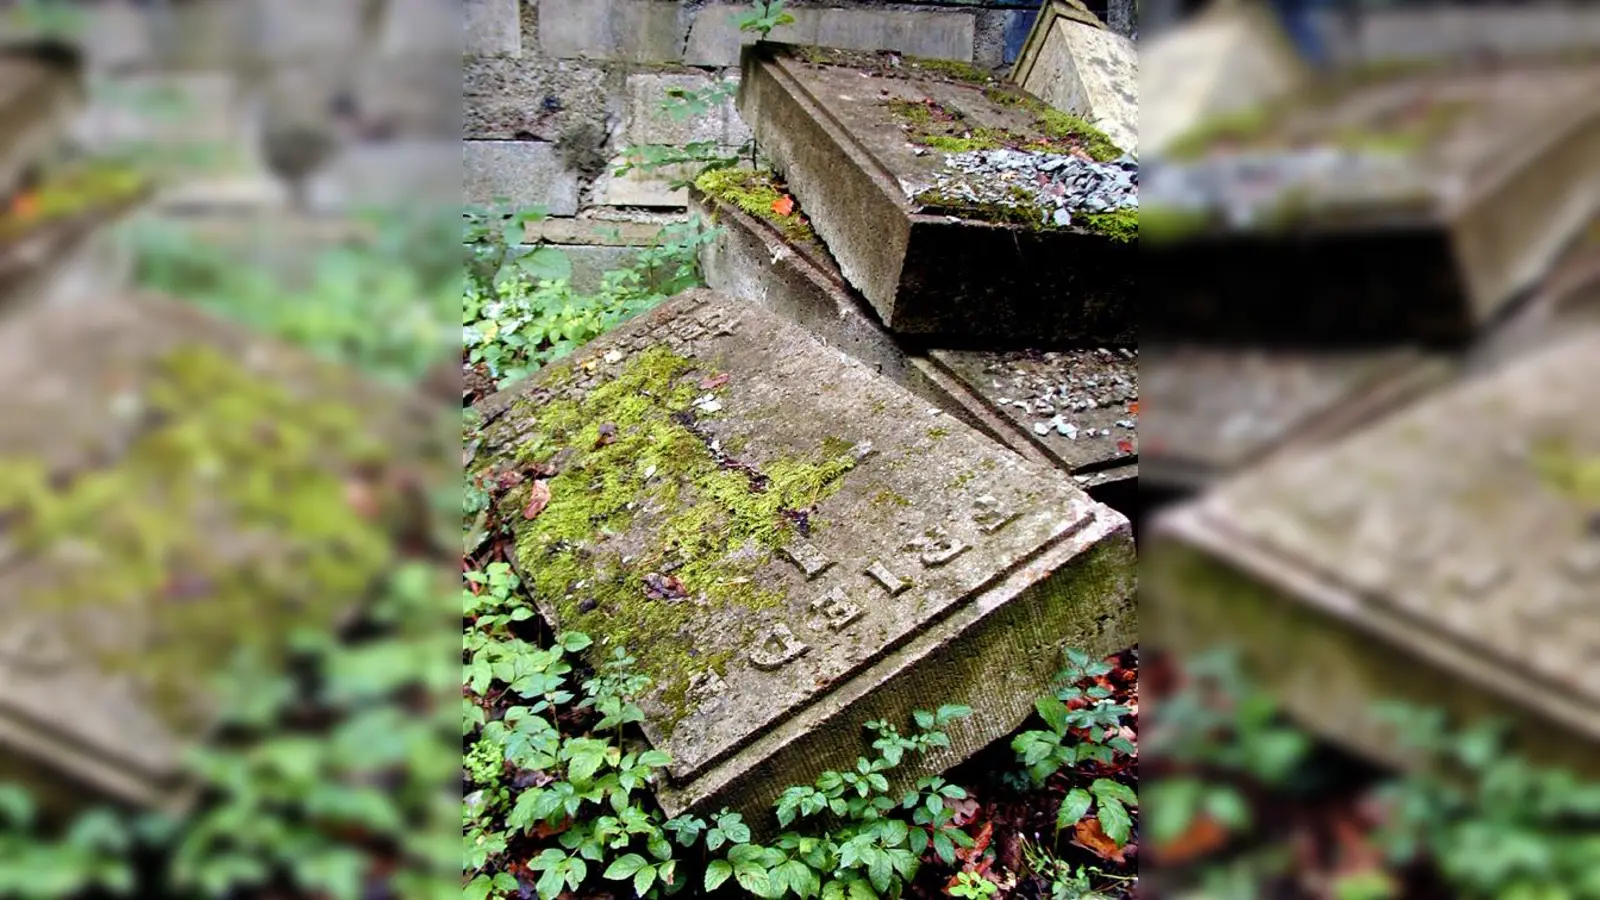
xmin=1148 ymin=814 xmax=1227 ymax=866
xmin=1072 ymin=817 xmax=1128 ymax=864
xmin=1127 ymin=401 xmax=1139 ymax=415
xmin=699 ymin=372 xmax=731 ymax=390
xmin=523 ymin=480 xmax=552 ymax=519
xmin=9 ymin=191 xmax=39 ymax=221
xmin=772 ymin=195 xmax=795 ymax=216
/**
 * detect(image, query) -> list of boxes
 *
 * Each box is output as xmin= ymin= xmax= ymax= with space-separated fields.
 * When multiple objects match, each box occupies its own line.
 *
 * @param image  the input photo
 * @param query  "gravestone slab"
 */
xmin=689 ymin=178 xmax=1138 ymax=505
xmin=1010 ymin=0 xmax=1138 ymax=156
xmin=738 ymin=43 xmax=1137 ymax=345
xmin=470 ymin=289 xmax=1136 ymax=819
xmin=1140 ymin=346 xmax=1452 ymax=493
xmin=0 ymin=291 xmax=452 ymax=815
xmin=1145 ymin=332 xmax=1600 ymax=778
xmin=1145 ymin=62 xmax=1600 ymax=345
xmin=1467 ymin=215 xmax=1600 ymax=373
xmin=1140 ymin=3 xmax=1308 ymax=156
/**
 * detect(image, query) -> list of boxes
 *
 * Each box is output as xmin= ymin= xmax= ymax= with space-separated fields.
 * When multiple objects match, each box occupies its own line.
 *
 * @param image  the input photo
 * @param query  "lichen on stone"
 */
xmin=499 ymin=344 xmax=865 ymax=733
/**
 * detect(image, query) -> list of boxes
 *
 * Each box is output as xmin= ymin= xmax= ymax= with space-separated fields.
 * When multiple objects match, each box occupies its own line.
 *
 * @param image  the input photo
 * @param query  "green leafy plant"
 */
xmin=737 ymin=0 xmax=796 ymax=39
xmin=1019 ymin=839 xmax=1126 ymax=900
xmin=463 ymin=201 xmax=573 ymax=294
xmin=950 ymin=870 xmax=1000 ymax=898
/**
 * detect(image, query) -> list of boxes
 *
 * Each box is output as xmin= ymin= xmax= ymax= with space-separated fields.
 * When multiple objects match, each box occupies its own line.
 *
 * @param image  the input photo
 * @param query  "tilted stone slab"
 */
xmin=1467 ymin=215 xmax=1600 ymax=373
xmin=1144 ymin=63 xmax=1600 ymax=345
xmin=0 ymin=291 xmax=452 ymax=816
xmin=471 ymin=289 xmax=1136 ymax=819
xmin=1010 ymin=0 xmax=1137 ymax=157
xmin=1144 ymin=332 xmax=1600 ymax=778
xmin=1139 ymin=3 xmax=1308 ymax=157
xmin=0 ymin=42 xmax=82 ymax=198
xmin=0 ymin=163 xmax=149 ymax=310
xmin=1139 ymin=345 xmax=1452 ymax=494
xmin=738 ymin=43 xmax=1136 ymax=345
xmin=689 ymin=180 xmax=1137 ymax=506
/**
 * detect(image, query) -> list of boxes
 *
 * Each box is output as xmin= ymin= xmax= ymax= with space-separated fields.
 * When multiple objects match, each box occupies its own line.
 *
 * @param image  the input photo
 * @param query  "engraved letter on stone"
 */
xmin=904 ymin=527 xmax=969 ymax=567
xmin=749 ymin=623 xmax=809 ymax=670
xmin=810 ymin=586 xmax=865 ymax=632
xmin=971 ymin=495 xmax=1019 ymax=534
xmin=780 ymin=540 xmax=835 ymax=580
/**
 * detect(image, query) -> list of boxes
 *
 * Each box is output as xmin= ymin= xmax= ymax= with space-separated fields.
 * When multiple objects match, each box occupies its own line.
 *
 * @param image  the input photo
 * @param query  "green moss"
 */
xmin=928 ymin=426 xmax=951 ymax=440
xmin=906 ymin=57 xmax=993 ymax=84
xmin=1 ymin=345 xmax=395 ymax=728
xmin=694 ymin=167 xmax=819 ymax=246
xmin=1164 ymin=94 xmax=1474 ymax=162
xmin=0 ymin=161 xmax=146 ymax=242
xmin=1078 ymin=208 xmax=1137 ymax=243
xmin=885 ymin=94 xmax=1124 ymax=164
xmin=885 ymin=97 xmax=935 ymax=126
xmin=502 ymin=346 xmax=865 ymax=734
xmin=1032 ymin=108 xmax=1123 ymax=162
xmin=1532 ymin=438 xmax=1600 ymax=501
xmin=870 ymin=488 xmax=910 ymax=509
xmin=1139 ymin=205 xmax=1215 ymax=243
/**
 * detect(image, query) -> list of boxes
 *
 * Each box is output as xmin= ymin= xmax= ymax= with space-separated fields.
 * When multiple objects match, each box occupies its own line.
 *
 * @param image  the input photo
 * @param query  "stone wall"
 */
xmin=466 ymin=0 xmax=1062 ymax=288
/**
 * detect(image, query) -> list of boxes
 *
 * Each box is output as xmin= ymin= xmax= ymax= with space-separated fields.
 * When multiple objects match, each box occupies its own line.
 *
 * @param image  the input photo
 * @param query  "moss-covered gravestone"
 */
xmin=1145 ymin=330 xmax=1600 ymax=778
xmin=0 ymin=290 xmax=451 ymax=815
xmin=470 ymin=290 xmax=1136 ymax=818
xmin=737 ymin=43 xmax=1136 ymax=345
xmin=1140 ymin=346 xmax=1451 ymax=494
xmin=1145 ymin=62 xmax=1600 ymax=345
xmin=1010 ymin=0 xmax=1137 ymax=156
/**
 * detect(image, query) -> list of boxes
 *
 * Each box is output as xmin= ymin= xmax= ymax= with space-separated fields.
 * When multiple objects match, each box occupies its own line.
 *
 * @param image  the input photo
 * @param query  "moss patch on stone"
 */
xmin=884 ymin=94 xmax=1123 ymax=164
xmin=1 ymin=344 xmax=395 ymax=729
xmin=500 ymin=345 xmax=864 ymax=734
xmin=1077 ymin=209 xmax=1137 ymax=243
xmin=913 ymin=184 xmax=1136 ymax=241
xmin=695 ymin=167 xmax=819 ymax=247
xmin=1163 ymin=93 xmax=1475 ymax=162
xmin=1532 ymin=438 xmax=1600 ymax=502
xmin=0 ymin=161 xmax=146 ymax=243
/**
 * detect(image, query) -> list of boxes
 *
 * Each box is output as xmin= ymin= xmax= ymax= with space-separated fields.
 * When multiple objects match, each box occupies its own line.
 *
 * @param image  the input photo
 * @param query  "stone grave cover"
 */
xmin=0 ymin=290 xmax=452 ymax=814
xmin=1144 ymin=62 xmax=1600 ymax=344
xmin=1139 ymin=346 xmax=1451 ymax=493
xmin=1010 ymin=0 xmax=1137 ymax=156
xmin=737 ymin=43 xmax=1136 ymax=345
xmin=470 ymin=289 xmax=1136 ymax=818
xmin=1145 ymin=331 xmax=1600 ymax=777
xmin=688 ymin=174 xmax=1138 ymax=505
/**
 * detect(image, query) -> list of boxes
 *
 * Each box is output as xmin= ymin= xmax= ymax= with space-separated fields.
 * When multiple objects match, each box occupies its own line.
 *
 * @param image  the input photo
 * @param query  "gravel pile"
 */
xmin=1143 ymin=147 xmax=1430 ymax=227
xmin=922 ymin=148 xmax=1138 ymax=228
xmin=987 ymin=348 xmax=1138 ymax=446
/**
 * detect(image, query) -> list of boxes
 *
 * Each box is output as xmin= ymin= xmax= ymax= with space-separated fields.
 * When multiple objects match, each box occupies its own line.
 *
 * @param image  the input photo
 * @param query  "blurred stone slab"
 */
xmin=1146 ymin=332 xmax=1600 ymax=779
xmin=470 ymin=289 xmax=1135 ymax=819
xmin=1144 ymin=62 xmax=1600 ymax=346
xmin=1011 ymin=0 xmax=1137 ymax=157
xmin=684 ymin=3 xmax=976 ymax=69
xmin=738 ymin=43 xmax=1136 ymax=345
xmin=0 ymin=290 xmax=452 ymax=816
xmin=1140 ymin=346 xmax=1453 ymax=493
xmin=0 ymin=42 xmax=82 ymax=197
xmin=1141 ymin=3 xmax=1307 ymax=156
xmin=464 ymin=140 xmax=580 ymax=215
xmin=1467 ymin=215 xmax=1600 ymax=374
xmin=0 ymin=164 xmax=148 ymax=311
xmin=690 ymin=179 xmax=1138 ymax=509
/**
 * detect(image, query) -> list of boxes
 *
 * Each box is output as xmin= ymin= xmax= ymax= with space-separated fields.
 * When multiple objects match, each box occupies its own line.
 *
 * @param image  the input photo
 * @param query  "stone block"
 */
xmin=1013 ymin=9 xmax=1138 ymax=157
xmin=464 ymin=140 xmax=580 ymax=215
xmin=1145 ymin=332 xmax=1600 ymax=780
xmin=1145 ymin=63 xmax=1600 ymax=346
xmin=386 ymin=0 xmax=468 ymax=54
xmin=237 ymin=0 xmax=370 ymax=61
xmin=625 ymin=72 xmax=726 ymax=148
xmin=686 ymin=4 xmax=976 ymax=69
xmin=464 ymin=56 xmax=608 ymax=142
xmin=464 ymin=0 xmax=522 ymax=56
xmin=593 ymin=157 xmax=689 ymax=209
xmin=739 ymin=44 xmax=1136 ymax=345
xmin=75 ymin=71 xmax=244 ymax=154
xmin=469 ymin=289 xmax=1135 ymax=819
xmin=0 ymin=290 xmax=451 ymax=815
xmin=689 ymin=183 xmax=1138 ymax=506
xmin=306 ymin=139 xmax=461 ymax=214
xmin=536 ymin=0 xmax=683 ymax=63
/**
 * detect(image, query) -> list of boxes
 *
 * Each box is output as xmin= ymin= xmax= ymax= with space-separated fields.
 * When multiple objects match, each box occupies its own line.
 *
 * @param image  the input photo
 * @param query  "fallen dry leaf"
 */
xmin=344 ymin=478 xmax=380 ymax=520
xmin=1148 ymin=814 xmax=1227 ymax=867
xmin=1072 ymin=817 xmax=1128 ymax=864
xmin=772 ymin=195 xmax=795 ymax=217
xmin=523 ymin=480 xmax=552 ymax=519
xmin=700 ymin=373 xmax=731 ymax=390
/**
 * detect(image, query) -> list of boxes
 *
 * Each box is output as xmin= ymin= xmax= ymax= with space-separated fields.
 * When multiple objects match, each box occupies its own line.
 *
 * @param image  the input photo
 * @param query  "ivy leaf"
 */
xmin=603 ymin=854 xmax=648 ymax=880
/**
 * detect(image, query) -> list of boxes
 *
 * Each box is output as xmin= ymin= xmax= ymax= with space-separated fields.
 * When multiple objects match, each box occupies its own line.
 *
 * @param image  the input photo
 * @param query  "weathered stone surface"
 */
xmin=1012 ymin=1 xmax=1137 ymax=156
xmin=1318 ymin=6 xmax=1600 ymax=68
xmin=465 ymin=0 xmax=521 ymax=56
xmin=74 ymin=71 xmax=247 ymax=167
xmin=381 ymin=0 xmax=466 ymax=55
xmin=0 ymin=291 xmax=452 ymax=814
xmin=738 ymin=43 xmax=1136 ymax=345
xmin=536 ymin=0 xmax=683 ymax=63
xmin=593 ymin=158 xmax=690 ymax=209
xmin=464 ymin=55 xmax=608 ymax=142
xmin=464 ymin=140 xmax=580 ymax=215
xmin=304 ymin=138 xmax=460 ymax=213
xmin=690 ymin=182 xmax=1137 ymax=507
xmin=1140 ymin=3 xmax=1307 ymax=156
xmin=624 ymin=71 xmax=729 ymax=148
xmin=0 ymin=45 xmax=81 ymax=197
xmin=470 ymin=290 xmax=1135 ymax=818
xmin=1140 ymin=347 xmax=1453 ymax=493
xmin=1145 ymin=331 xmax=1600 ymax=778
xmin=685 ymin=5 xmax=976 ymax=69
xmin=1145 ymin=63 xmax=1600 ymax=346
xmin=1467 ymin=216 xmax=1600 ymax=373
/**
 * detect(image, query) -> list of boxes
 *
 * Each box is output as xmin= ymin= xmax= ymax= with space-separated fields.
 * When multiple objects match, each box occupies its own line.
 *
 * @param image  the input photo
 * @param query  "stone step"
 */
xmin=0 ymin=290 xmax=453 ymax=818
xmin=688 ymin=174 xmax=1137 ymax=508
xmin=469 ymin=289 xmax=1136 ymax=823
xmin=1010 ymin=0 xmax=1137 ymax=157
xmin=736 ymin=43 xmax=1136 ymax=346
xmin=0 ymin=163 xmax=150 ymax=311
xmin=1144 ymin=61 xmax=1600 ymax=346
xmin=1145 ymin=330 xmax=1600 ymax=780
